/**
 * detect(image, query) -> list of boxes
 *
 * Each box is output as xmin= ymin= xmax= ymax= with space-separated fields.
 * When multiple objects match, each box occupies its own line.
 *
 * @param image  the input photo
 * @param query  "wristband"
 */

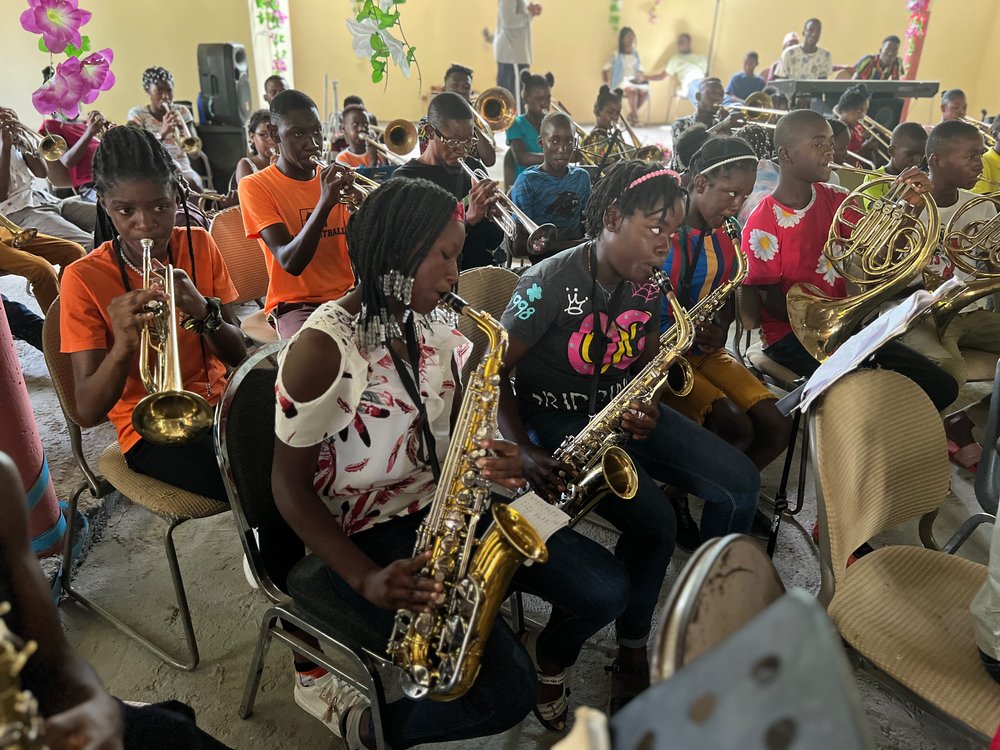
xmin=181 ymin=296 xmax=223 ymax=335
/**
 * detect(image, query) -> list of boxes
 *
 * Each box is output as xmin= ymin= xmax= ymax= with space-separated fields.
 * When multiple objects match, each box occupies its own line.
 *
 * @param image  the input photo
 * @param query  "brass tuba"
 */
xmin=927 ymin=194 xmax=1000 ymax=333
xmin=472 ymin=87 xmax=517 ymax=145
xmin=0 ymin=214 xmax=38 ymax=249
xmin=0 ymin=602 xmax=46 ymax=749
xmin=362 ymin=119 xmax=418 ymax=165
xmin=387 ymin=292 xmax=548 ymax=700
xmin=131 ymin=238 xmax=214 ymax=445
xmin=786 ymin=178 xmax=940 ymax=361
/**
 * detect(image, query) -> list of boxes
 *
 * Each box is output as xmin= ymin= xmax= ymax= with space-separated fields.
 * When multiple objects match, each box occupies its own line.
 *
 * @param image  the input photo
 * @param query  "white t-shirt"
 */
xmin=666 ymin=53 xmax=707 ymax=88
xmin=0 ymin=148 xmax=60 ymax=215
xmin=494 ymin=0 xmax=532 ymax=65
xmin=926 ymin=189 xmax=998 ymax=311
xmin=776 ymin=45 xmax=833 ymax=79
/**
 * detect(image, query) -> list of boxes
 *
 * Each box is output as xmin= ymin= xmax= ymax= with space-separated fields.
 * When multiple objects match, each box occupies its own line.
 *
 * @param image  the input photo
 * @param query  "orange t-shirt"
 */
xmin=237 ymin=164 xmax=354 ymax=315
xmin=335 ymin=149 xmax=374 ymax=168
xmin=59 ymin=227 xmax=239 ymax=453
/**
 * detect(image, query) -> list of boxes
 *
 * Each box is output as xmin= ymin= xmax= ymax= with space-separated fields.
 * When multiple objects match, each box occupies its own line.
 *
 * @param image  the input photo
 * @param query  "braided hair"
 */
xmin=141 ymin=66 xmax=174 ymax=92
xmin=92 ymin=125 xmax=197 ymax=291
xmin=520 ymin=70 xmax=555 ymax=97
xmin=247 ymin=109 xmax=270 ymax=155
xmin=594 ymin=85 xmax=624 ymax=114
xmin=836 ymin=83 xmax=870 ymax=116
xmin=584 ymin=160 xmax=686 ymax=238
xmin=687 ymin=136 xmax=758 ymax=182
xmin=346 ymin=177 xmax=460 ymax=347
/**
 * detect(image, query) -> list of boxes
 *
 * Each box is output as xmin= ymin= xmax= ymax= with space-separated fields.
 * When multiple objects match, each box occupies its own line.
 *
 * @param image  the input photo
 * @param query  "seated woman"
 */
xmin=604 ymin=27 xmax=665 ymax=126
xmin=127 ymin=67 xmax=205 ymax=191
xmin=507 ymin=70 xmax=554 ymax=178
xmin=60 ymin=125 xmax=246 ymax=501
xmin=835 ymin=83 xmax=878 ymax=167
xmin=272 ymin=177 xmax=630 ymax=742
xmin=233 ymin=108 xmax=279 ymax=187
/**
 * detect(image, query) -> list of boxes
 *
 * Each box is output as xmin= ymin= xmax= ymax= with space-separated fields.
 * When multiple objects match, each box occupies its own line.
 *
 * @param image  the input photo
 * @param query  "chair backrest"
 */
xmin=209 ymin=206 xmax=269 ymax=304
xmin=810 ymin=369 xmax=949 ymax=596
xmin=215 ymin=341 xmax=304 ymax=602
xmin=456 ymin=266 xmax=519 ymax=379
xmin=734 ymin=286 xmax=761 ymax=332
xmin=503 ymin=149 xmax=517 ymax=191
xmin=652 ymin=534 xmax=786 ymax=682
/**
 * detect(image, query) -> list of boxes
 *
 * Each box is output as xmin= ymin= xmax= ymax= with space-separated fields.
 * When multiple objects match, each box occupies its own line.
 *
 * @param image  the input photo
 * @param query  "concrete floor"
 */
xmin=8 ymin=179 xmax=995 ymax=750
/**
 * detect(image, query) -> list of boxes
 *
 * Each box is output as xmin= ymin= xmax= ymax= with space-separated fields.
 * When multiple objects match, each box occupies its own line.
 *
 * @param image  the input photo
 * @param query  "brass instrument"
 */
xmin=617 ymin=115 xmax=661 ymax=162
xmin=163 ymin=100 xmax=202 ymax=154
xmin=550 ymin=101 xmax=651 ymax=166
xmin=308 ymin=156 xmax=381 ymax=211
xmin=860 ymin=115 xmax=892 ymax=163
xmin=785 ymin=177 xmax=940 ymax=361
xmin=553 ymin=271 xmax=694 ymax=526
xmin=963 ymin=116 xmax=997 ymax=148
xmin=472 ymin=87 xmax=517 ymax=146
xmin=0 ymin=603 xmax=46 ymax=749
xmin=196 ymin=191 xmax=229 ymax=218
xmin=131 ymin=238 xmax=214 ymax=445
xmin=460 ymin=161 xmax=557 ymax=255
xmin=717 ymin=92 xmax=786 ymax=130
xmin=0 ymin=215 xmax=37 ymax=249
xmin=847 ymin=150 xmax=877 ymax=170
xmin=387 ymin=292 xmax=547 ymax=700
xmin=926 ymin=193 xmax=1000 ymax=333
xmin=0 ymin=109 xmax=67 ymax=161
xmin=362 ymin=119 xmax=418 ymax=165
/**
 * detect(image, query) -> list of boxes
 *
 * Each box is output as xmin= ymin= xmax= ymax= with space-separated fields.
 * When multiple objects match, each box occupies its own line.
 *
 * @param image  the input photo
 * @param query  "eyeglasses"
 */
xmin=430 ymin=125 xmax=476 ymax=152
xmin=252 ymin=130 xmax=272 ymax=138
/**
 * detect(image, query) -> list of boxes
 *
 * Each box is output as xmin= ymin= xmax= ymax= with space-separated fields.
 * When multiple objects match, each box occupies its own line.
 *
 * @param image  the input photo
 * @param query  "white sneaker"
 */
xmin=294 ymin=672 xmax=369 ymax=745
xmin=242 ymin=553 xmax=258 ymax=589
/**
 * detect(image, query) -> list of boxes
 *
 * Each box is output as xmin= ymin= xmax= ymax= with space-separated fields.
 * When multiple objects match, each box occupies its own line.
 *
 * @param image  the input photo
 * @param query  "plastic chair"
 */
xmin=208 ymin=206 xmax=277 ymax=345
xmin=652 ymin=534 xmax=786 ymax=682
xmin=42 ymin=298 xmax=228 ymax=671
xmin=214 ymin=343 xmax=390 ymax=749
xmin=456 ymin=266 xmax=519 ymax=381
xmin=810 ymin=368 xmax=1000 ymax=743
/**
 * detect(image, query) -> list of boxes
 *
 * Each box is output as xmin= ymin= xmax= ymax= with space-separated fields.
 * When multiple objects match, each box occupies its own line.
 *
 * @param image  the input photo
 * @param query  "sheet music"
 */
xmin=796 ymin=277 xmax=964 ymax=413
xmin=509 ymin=492 xmax=569 ymax=543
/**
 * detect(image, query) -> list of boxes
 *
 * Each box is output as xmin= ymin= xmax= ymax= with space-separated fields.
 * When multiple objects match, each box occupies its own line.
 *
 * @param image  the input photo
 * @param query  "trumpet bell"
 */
xmin=632 ymin=145 xmax=663 ymax=163
xmin=180 ymin=136 xmax=202 ymax=154
xmin=381 ymin=118 xmax=418 ymax=156
xmin=38 ymin=134 xmax=67 ymax=161
xmin=526 ymin=223 xmax=558 ymax=256
xmin=131 ymin=390 xmax=214 ymax=446
xmin=475 ymin=87 xmax=517 ymax=132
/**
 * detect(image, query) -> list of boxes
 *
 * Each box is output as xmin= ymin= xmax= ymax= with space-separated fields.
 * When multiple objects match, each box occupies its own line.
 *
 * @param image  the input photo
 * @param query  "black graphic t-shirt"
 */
xmin=501 ymin=243 xmax=662 ymax=420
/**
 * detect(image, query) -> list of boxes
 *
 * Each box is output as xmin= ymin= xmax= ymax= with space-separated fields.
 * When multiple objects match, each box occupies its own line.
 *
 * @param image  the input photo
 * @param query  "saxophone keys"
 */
xmin=414 ymin=612 xmax=434 ymax=636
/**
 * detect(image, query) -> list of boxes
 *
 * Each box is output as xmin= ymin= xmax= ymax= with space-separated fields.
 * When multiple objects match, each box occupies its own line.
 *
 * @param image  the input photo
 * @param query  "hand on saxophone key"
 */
xmin=620 ymin=401 xmax=659 ymax=441
xmin=693 ymin=320 xmax=726 ymax=353
xmin=475 ymin=438 xmax=525 ymax=490
xmin=360 ymin=552 xmax=445 ymax=612
xmin=518 ymin=444 xmax=569 ymax=503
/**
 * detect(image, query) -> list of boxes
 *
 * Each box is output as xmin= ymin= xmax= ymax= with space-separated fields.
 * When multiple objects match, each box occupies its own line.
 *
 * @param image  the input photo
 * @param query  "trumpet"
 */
xmin=132 ymin=238 xmax=214 ymax=445
xmin=0 ymin=109 xmax=67 ymax=161
xmin=716 ymin=92 xmax=787 ymax=130
xmin=163 ymin=100 xmax=202 ymax=154
xmin=308 ymin=156 xmax=381 ymax=211
xmin=362 ymin=119 xmax=418 ymax=165
xmin=963 ymin=116 xmax=997 ymax=148
xmin=459 ymin=161 xmax=557 ymax=255
xmin=472 ymin=87 xmax=517 ymax=146
xmin=0 ymin=214 xmax=38 ymax=248
xmin=860 ymin=115 xmax=892 ymax=162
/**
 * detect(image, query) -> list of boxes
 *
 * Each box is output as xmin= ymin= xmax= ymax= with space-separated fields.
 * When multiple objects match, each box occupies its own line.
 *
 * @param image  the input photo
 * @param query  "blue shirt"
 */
xmin=506 ymin=115 xmax=542 ymax=177
xmin=725 ymin=72 xmax=765 ymax=101
xmin=510 ymin=165 xmax=592 ymax=239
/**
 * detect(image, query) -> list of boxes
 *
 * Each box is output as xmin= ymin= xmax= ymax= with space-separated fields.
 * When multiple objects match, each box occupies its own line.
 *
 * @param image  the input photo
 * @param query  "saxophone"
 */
xmin=387 ymin=292 xmax=548 ymax=701
xmin=0 ymin=603 xmax=46 ymax=750
xmin=553 ymin=271 xmax=696 ymax=526
xmin=662 ymin=217 xmax=749 ymax=348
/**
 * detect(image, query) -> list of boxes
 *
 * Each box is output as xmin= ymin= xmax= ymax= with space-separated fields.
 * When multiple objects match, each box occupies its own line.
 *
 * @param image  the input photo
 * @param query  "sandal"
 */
xmin=948 ymin=439 xmax=981 ymax=472
xmin=605 ymin=659 xmax=650 ymax=715
xmin=521 ymin=629 xmax=569 ymax=732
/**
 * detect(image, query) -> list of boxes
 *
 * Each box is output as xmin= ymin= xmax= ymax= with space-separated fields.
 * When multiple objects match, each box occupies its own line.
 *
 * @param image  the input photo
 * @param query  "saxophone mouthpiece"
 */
xmin=439 ymin=291 xmax=468 ymax=315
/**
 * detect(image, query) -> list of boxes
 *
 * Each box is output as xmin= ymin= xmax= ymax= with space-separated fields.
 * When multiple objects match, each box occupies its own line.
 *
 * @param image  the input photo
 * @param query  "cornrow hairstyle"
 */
xmin=92 ymin=124 xmax=197 ymax=291
xmin=346 ymin=178 xmax=459 ymax=344
xmin=270 ymin=89 xmax=318 ymax=124
xmin=594 ymin=85 xmax=624 ymax=114
xmin=674 ymin=124 xmax=711 ymax=172
xmin=520 ymin=70 xmax=555 ymax=96
xmin=142 ymin=66 xmax=173 ymax=92
xmin=926 ymin=119 xmax=982 ymax=159
xmin=687 ymin=136 xmax=757 ymax=182
xmin=583 ymin=160 xmax=686 ymax=238
xmin=444 ymin=64 xmax=473 ymax=81
xmin=836 ymin=83 xmax=870 ymax=114
xmin=247 ymin=109 xmax=270 ymax=155
xmin=618 ymin=26 xmax=636 ymax=54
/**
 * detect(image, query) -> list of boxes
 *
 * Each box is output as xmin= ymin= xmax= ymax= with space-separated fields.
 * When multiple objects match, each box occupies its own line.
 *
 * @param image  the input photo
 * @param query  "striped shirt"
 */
xmin=853 ymin=54 xmax=904 ymax=81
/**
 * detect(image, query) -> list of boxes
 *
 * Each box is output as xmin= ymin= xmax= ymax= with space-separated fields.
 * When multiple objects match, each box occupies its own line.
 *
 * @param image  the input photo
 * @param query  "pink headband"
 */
xmin=625 ymin=169 xmax=681 ymax=191
xmin=452 ymin=202 xmax=466 ymax=222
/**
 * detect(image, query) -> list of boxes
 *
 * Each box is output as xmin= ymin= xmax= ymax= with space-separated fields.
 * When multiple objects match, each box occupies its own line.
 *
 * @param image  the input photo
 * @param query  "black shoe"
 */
xmin=668 ymin=491 xmax=701 ymax=552
xmin=980 ymin=650 xmax=1000 ymax=685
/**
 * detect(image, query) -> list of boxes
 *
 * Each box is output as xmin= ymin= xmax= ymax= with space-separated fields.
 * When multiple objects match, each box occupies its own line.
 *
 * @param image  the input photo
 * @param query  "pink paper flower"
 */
xmin=19 ymin=0 xmax=92 ymax=55
xmin=32 ymin=63 xmax=86 ymax=118
xmin=79 ymin=48 xmax=115 ymax=103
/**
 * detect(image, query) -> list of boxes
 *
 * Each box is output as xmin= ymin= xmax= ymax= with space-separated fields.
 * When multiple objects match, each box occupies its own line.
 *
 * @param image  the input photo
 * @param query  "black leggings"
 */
xmin=124 ymin=432 xmax=227 ymax=501
xmin=122 ymin=699 xmax=232 ymax=749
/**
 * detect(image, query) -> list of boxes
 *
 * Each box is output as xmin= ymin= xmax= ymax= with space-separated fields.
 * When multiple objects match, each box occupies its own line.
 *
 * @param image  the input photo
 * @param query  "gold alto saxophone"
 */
xmin=553 ymin=271 xmax=696 ymax=526
xmin=387 ymin=292 xmax=548 ymax=701
xmin=0 ymin=603 xmax=46 ymax=749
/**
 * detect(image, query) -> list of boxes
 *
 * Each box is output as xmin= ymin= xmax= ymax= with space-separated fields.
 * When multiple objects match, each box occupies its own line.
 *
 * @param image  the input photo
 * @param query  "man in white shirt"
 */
xmin=494 ymin=0 xmax=542 ymax=112
xmin=775 ymin=18 xmax=833 ymax=80
xmin=665 ymin=33 xmax=708 ymax=105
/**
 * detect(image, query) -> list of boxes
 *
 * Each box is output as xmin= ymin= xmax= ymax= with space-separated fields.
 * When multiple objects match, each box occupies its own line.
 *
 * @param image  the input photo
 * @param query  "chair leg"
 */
xmin=509 ymin=590 xmax=525 ymax=635
xmin=767 ymin=408 xmax=802 ymax=557
xmin=61 ymin=514 xmax=200 ymax=671
xmin=941 ymin=512 xmax=995 ymax=554
xmin=791 ymin=420 xmax=810 ymax=515
xmin=240 ymin=608 xmax=280 ymax=718
xmin=918 ymin=510 xmax=940 ymax=551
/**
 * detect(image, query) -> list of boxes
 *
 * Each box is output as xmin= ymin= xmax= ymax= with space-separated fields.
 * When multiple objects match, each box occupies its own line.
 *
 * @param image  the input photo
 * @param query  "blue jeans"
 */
xmin=526 ymin=405 xmax=760 ymax=645
xmin=1 ymin=295 xmax=43 ymax=351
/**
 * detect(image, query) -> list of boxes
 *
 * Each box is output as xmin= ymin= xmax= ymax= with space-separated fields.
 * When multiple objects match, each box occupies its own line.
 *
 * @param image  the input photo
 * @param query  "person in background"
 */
xmin=39 ymin=109 xmax=106 ymax=202
xmin=606 ymin=27 xmax=667 ymax=126
xmin=939 ymin=89 xmax=968 ymax=123
xmin=726 ymin=52 xmax=765 ymax=103
xmin=507 ymin=70 xmax=554 ymax=178
xmin=335 ymin=104 xmax=388 ymax=169
xmin=861 ymin=122 xmax=928 ymax=203
xmin=233 ymin=109 xmax=279 ymax=186
xmin=263 ymin=74 xmax=289 ymax=104
xmin=665 ymin=33 xmax=708 ymax=106
xmin=775 ymin=19 xmax=833 ymax=80
xmin=853 ymin=35 xmax=904 ymax=81
xmin=973 ymin=118 xmax=1000 ymax=195
xmin=827 ymin=117 xmax=850 ymax=176
xmin=509 ymin=112 xmax=592 ymax=261
xmin=972 ymin=506 xmax=1000 ymax=686
xmin=762 ymin=32 xmax=798 ymax=83
xmin=2 ymin=295 xmax=44 ymax=351
xmin=586 ymin=86 xmax=629 ymax=166
xmin=834 ymin=84 xmax=877 ymax=166
xmin=494 ymin=0 xmax=542 ymax=111
xmin=670 ymin=78 xmax=743 ymax=169
xmin=419 ymin=65 xmax=496 ymax=167
xmin=127 ymin=67 xmax=204 ymax=191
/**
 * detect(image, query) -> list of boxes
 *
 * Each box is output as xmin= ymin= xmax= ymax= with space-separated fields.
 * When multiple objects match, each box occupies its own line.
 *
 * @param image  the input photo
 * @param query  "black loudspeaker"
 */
xmin=197 ymin=42 xmax=252 ymax=127
xmin=197 ymin=125 xmax=248 ymax=193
